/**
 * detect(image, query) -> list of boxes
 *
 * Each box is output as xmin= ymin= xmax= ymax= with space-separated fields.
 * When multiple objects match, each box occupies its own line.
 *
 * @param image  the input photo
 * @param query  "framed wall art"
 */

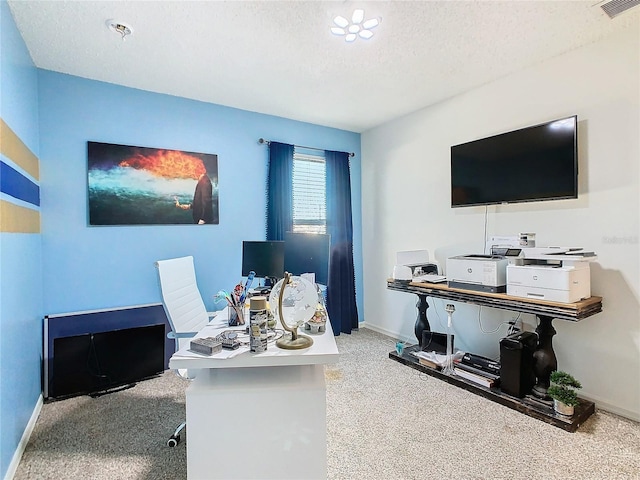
xmin=87 ymin=141 xmax=219 ymax=225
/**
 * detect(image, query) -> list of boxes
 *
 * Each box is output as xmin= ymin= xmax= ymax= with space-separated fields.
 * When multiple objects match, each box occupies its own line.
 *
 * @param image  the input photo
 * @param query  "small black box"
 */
xmin=499 ymin=331 xmax=537 ymax=398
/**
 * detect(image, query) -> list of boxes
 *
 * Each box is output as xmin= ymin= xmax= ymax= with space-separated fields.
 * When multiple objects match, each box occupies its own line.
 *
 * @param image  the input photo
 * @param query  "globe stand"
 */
xmin=276 ymin=332 xmax=313 ymax=350
xmin=275 ymin=273 xmax=314 ymax=350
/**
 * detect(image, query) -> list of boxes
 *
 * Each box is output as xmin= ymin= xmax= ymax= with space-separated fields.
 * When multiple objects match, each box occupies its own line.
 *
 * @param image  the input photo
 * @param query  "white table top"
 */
xmin=168 ymin=308 xmax=339 ymax=370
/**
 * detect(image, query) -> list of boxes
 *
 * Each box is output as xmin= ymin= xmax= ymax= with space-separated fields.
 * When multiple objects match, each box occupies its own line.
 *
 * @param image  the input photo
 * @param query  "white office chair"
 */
xmin=155 ymin=255 xmax=214 ymax=447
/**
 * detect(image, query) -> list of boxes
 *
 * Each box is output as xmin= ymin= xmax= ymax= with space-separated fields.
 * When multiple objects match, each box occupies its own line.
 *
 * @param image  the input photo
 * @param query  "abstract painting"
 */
xmin=88 ymin=141 xmax=219 ymax=225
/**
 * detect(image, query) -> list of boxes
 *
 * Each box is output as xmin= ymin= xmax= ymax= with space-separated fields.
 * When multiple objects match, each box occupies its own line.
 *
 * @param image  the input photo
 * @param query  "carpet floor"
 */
xmin=14 ymin=327 xmax=640 ymax=480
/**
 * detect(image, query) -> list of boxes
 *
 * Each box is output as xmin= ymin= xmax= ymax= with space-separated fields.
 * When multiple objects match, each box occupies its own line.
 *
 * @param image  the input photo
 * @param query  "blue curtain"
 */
xmin=266 ymin=142 xmax=294 ymax=241
xmin=325 ymin=150 xmax=359 ymax=335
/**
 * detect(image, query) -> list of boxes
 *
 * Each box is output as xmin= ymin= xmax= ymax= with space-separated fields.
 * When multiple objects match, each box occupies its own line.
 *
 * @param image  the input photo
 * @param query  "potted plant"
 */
xmin=547 ymin=370 xmax=582 ymax=417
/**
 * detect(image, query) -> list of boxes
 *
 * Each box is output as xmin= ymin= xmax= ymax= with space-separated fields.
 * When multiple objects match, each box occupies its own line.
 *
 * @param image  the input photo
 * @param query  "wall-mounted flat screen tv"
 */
xmin=451 ymin=115 xmax=578 ymax=207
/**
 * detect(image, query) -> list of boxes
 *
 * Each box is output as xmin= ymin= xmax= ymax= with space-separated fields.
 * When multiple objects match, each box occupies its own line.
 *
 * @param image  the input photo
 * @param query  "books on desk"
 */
xmin=411 ymin=349 xmax=464 ymax=371
xmin=418 ymin=357 xmax=441 ymax=370
xmin=453 ymin=361 xmax=500 ymax=388
xmin=412 ymin=350 xmax=499 ymax=386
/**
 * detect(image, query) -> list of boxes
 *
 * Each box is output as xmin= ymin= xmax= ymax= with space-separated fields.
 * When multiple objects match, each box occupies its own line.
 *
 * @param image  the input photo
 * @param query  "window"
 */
xmin=292 ymin=151 xmax=326 ymax=234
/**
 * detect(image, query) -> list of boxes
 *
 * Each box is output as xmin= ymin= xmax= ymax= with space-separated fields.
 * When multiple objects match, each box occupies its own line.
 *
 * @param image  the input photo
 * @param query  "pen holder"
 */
xmin=228 ymin=305 xmax=245 ymax=326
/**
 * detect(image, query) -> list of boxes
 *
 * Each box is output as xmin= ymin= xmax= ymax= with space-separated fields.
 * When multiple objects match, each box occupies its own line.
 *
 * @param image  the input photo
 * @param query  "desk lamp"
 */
xmin=270 ymin=272 xmax=316 ymax=350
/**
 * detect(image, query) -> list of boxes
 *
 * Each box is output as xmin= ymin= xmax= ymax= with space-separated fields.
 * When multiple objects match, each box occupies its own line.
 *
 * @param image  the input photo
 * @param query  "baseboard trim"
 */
xmin=4 ymin=394 xmax=43 ymax=480
xmin=580 ymin=393 xmax=640 ymax=422
xmin=359 ymin=322 xmax=414 ymax=343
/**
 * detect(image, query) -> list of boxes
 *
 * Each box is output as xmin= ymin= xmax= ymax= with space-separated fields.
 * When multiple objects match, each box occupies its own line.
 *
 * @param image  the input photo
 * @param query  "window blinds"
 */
xmin=292 ymin=151 xmax=326 ymax=234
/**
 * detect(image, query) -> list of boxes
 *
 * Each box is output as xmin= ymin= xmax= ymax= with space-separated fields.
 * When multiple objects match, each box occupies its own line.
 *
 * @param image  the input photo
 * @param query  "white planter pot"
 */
xmin=554 ymin=399 xmax=575 ymax=417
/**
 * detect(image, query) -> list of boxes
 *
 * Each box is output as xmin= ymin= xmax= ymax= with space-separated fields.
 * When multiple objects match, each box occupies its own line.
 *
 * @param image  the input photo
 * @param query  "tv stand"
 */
xmin=387 ymin=279 xmax=602 ymax=431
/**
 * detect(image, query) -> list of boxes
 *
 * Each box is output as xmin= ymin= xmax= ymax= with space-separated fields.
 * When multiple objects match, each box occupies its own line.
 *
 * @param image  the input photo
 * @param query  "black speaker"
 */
xmin=499 ymin=331 xmax=537 ymax=398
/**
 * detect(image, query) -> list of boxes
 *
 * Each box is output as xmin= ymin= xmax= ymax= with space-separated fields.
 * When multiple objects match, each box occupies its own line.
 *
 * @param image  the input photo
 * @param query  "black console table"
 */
xmin=387 ymin=279 xmax=602 ymax=432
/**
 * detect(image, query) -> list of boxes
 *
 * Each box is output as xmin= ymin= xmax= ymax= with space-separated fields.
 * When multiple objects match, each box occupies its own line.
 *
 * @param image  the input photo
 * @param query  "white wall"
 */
xmin=361 ymin=24 xmax=639 ymax=420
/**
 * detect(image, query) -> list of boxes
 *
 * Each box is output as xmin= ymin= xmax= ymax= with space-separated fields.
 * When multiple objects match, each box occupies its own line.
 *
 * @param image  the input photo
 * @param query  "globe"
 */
xmin=269 ymin=275 xmax=318 ymax=330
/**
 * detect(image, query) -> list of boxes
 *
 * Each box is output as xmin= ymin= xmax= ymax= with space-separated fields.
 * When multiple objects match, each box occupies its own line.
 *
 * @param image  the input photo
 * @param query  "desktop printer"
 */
xmin=506 ymin=247 xmax=596 ymax=303
xmin=392 ymin=250 xmax=439 ymax=282
xmin=446 ymin=255 xmax=509 ymax=293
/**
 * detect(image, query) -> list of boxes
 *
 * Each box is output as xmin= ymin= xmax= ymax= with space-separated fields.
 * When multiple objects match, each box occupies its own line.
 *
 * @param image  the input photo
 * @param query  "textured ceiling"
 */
xmin=7 ymin=1 xmax=640 ymax=132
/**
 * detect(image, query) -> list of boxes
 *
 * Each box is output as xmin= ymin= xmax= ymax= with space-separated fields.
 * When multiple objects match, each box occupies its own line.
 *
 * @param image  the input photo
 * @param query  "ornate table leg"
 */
xmin=532 ymin=315 xmax=557 ymax=399
xmin=414 ymin=294 xmax=430 ymax=346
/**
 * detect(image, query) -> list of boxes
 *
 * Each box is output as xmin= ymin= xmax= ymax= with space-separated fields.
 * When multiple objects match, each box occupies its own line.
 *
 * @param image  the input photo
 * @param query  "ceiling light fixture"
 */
xmin=106 ymin=19 xmax=133 ymax=41
xmin=331 ymin=9 xmax=380 ymax=42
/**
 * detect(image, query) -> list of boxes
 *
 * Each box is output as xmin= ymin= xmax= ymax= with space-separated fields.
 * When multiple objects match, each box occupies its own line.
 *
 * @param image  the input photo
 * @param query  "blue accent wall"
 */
xmin=38 ymin=71 xmax=362 ymax=318
xmin=0 ymin=1 xmax=42 ymax=478
xmin=1 ymin=3 xmax=361 ymax=473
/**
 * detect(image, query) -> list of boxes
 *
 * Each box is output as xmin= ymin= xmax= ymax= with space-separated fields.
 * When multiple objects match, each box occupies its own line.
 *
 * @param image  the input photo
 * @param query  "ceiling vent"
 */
xmin=599 ymin=0 xmax=640 ymax=18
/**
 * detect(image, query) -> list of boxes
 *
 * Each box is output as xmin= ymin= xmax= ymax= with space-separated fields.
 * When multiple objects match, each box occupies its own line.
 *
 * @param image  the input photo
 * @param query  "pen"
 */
xmin=239 ymin=271 xmax=255 ymax=305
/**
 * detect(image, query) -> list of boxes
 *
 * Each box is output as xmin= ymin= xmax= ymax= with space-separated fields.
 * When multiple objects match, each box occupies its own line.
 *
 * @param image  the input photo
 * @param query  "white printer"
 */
xmin=446 ymin=254 xmax=509 ymax=293
xmin=392 ymin=250 xmax=439 ymax=282
xmin=506 ymin=247 xmax=596 ymax=303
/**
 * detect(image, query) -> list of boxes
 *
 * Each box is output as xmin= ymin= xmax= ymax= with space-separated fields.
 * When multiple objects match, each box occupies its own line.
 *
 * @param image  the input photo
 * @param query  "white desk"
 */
xmin=169 ymin=309 xmax=339 ymax=480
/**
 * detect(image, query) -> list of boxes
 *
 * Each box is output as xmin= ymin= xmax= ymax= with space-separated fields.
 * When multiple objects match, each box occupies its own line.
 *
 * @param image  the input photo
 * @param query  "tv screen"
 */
xmin=242 ymin=241 xmax=285 ymax=279
xmin=284 ymin=232 xmax=331 ymax=286
xmin=451 ymin=116 xmax=578 ymax=207
xmin=50 ymin=324 xmax=165 ymax=400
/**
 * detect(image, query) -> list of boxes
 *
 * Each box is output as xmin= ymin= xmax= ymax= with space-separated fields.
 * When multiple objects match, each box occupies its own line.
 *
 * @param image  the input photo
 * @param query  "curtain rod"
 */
xmin=258 ymin=138 xmax=354 ymax=158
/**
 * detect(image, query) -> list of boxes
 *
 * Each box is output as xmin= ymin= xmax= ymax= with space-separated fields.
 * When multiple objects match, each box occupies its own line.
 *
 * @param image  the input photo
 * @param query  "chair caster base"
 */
xmin=167 ymin=434 xmax=180 ymax=447
xmin=167 ymin=420 xmax=186 ymax=447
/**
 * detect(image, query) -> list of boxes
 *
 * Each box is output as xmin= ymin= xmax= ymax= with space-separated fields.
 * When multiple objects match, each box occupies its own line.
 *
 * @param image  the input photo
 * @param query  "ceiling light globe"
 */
xmin=352 ymin=9 xmax=365 ymax=24
xmin=359 ymin=30 xmax=374 ymax=39
xmin=348 ymin=25 xmax=360 ymax=34
xmin=362 ymin=18 xmax=380 ymax=29
xmin=331 ymin=27 xmax=346 ymax=36
xmin=333 ymin=16 xmax=349 ymax=28
xmin=345 ymin=33 xmax=357 ymax=42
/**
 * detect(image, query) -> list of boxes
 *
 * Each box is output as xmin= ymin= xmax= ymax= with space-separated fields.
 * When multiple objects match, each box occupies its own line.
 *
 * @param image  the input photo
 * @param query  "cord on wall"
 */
xmin=429 ymin=297 xmax=445 ymax=330
xmin=477 ymin=306 xmax=522 ymax=335
xmin=483 ymin=205 xmax=489 ymax=254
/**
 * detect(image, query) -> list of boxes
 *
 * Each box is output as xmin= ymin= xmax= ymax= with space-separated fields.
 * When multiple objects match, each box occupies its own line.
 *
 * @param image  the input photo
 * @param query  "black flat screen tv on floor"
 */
xmin=451 ymin=115 xmax=578 ymax=207
xmin=49 ymin=324 xmax=165 ymax=400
